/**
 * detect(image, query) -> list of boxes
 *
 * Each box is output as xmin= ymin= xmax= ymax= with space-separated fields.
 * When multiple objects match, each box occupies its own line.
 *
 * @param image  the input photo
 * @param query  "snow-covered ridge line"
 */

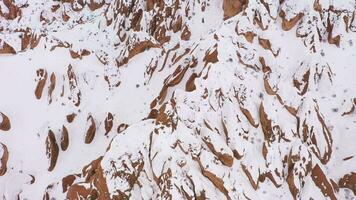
xmin=1 ymin=0 xmax=356 ymax=199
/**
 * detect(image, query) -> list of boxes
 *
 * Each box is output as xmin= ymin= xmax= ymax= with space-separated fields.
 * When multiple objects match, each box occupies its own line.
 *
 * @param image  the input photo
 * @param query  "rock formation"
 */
xmin=0 ymin=0 xmax=355 ymax=199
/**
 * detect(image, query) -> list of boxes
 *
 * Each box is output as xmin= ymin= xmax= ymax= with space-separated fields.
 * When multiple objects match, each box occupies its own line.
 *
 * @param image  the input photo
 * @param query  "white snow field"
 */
xmin=0 ymin=0 xmax=355 ymax=199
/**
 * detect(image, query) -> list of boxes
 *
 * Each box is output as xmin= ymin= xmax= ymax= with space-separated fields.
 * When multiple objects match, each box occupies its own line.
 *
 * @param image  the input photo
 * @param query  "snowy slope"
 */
xmin=0 ymin=0 xmax=356 ymax=199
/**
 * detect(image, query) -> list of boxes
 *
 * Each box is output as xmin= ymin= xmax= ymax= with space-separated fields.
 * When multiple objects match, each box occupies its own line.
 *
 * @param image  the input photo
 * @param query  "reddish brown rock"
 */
xmin=200 ymin=165 xmax=230 ymax=199
xmin=240 ymin=106 xmax=259 ymax=128
xmin=167 ymin=66 xmax=189 ymax=88
xmin=67 ymin=65 xmax=81 ymax=107
xmin=258 ymin=37 xmax=271 ymax=50
xmin=62 ymin=11 xmax=70 ymax=22
xmin=69 ymin=49 xmax=91 ymax=59
xmin=172 ymin=16 xmax=182 ymax=33
xmin=85 ymin=115 xmax=96 ymax=144
xmin=35 ymin=69 xmax=48 ymax=99
xmin=66 ymin=113 xmax=76 ymax=123
xmin=244 ymin=31 xmax=255 ymax=43
xmin=286 ymin=165 xmax=299 ymax=199
xmin=104 ymin=112 xmax=113 ymax=135
xmin=0 ymin=39 xmax=16 ymax=54
xmin=46 ymin=130 xmax=59 ymax=171
xmin=310 ymin=107 xmax=333 ymax=165
xmin=0 ymin=143 xmax=9 ymax=176
xmin=223 ymin=0 xmax=247 ymax=20
xmin=117 ymin=123 xmax=128 ymax=134
xmin=285 ymin=150 xmax=312 ymax=200
xmin=60 ymin=125 xmax=69 ymax=151
xmin=146 ymin=0 xmax=154 ymax=11
xmin=203 ymin=45 xmax=219 ymax=67
xmin=67 ymin=65 xmax=78 ymax=90
xmin=0 ymin=112 xmax=11 ymax=131
xmin=48 ymin=72 xmax=56 ymax=104
xmin=66 ymin=157 xmax=110 ymax=200
xmin=87 ymin=0 xmax=105 ymax=11
xmin=311 ymin=164 xmax=337 ymax=200
xmin=259 ymin=172 xmax=281 ymax=188
xmin=131 ymin=9 xmax=143 ymax=31
xmin=62 ymin=174 xmax=79 ymax=193
xmin=117 ymin=41 xmax=160 ymax=67
xmin=327 ymin=17 xmax=340 ymax=47
xmin=241 ymin=164 xmax=258 ymax=190
xmin=181 ymin=25 xmax=191 ymax=41
xmin=338 ymin=173 xmax=356 ymax=195
xmin=21 ymin=31 xmax=31 ymax=51
xmin=69 ymin=50 xmax=81 ymax=59
xmin=259 ymin=103 xmax=273 ymax=142
xmin=203 ymin=139 xmax=234 ymax=167
xmin=66 ymin=183 xmax=92 ymax=199
xmin=264 ymin=76 xmax=277 ymax=95
xmin=293 ymin=69 xmax=310 ymax=96
xmin=280 ymin=11 xmax=304 ymax=31
xmin=258 ymin=37 xmax=279 ymax=56
xmin=185 ymin=73 xmax=197 ymax=92
xmin=0 ymin=0 xmax=22 ymax=20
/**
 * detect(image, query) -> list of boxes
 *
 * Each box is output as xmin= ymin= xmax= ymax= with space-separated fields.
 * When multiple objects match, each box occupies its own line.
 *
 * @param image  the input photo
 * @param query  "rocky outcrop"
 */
xmin=85 ymin=115 xmax=96 ymax=144
xmin=1 ymin=0 xmax=356 ymax=199
xmin=223 ymin=0 xmax=247 ymax=19
xmin=0 ymin=112 xmax=11 ymax=131
xmin=46 ymin=130 xmax=59 ymax=172
xmin=104 ymin=112 xmax=113 ymax=136
xmin=60 ymin=126 xmax=69 ymax=151
xmin=0 ymin=143 xmax=8 ymax=176
xmin=34 ymin=69 xmax=48 ymax=100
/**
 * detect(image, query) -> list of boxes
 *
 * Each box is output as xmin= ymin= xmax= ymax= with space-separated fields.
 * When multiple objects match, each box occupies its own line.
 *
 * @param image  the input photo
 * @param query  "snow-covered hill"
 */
xmin=0 ymin=0 xmax=355 ymax=199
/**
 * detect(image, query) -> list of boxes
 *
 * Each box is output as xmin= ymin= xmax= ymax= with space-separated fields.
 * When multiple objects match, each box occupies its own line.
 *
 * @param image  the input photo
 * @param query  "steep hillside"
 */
xmin=0 ymin=0 xmax=356 ymax=199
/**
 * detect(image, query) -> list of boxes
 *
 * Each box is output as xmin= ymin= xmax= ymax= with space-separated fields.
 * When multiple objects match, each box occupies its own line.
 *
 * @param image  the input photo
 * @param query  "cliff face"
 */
xmin=0 ymin=0 xmax=356 ymax=199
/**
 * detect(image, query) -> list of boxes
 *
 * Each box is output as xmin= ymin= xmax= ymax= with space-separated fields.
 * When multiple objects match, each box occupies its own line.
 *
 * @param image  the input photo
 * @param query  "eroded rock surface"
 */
xmin=0 ymin=0 xmax=356 ymax=199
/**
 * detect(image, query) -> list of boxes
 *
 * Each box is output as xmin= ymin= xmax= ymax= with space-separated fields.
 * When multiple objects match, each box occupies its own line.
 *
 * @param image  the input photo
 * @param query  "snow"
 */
xmin=1 ymin=0 xmax=356 ymax=199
